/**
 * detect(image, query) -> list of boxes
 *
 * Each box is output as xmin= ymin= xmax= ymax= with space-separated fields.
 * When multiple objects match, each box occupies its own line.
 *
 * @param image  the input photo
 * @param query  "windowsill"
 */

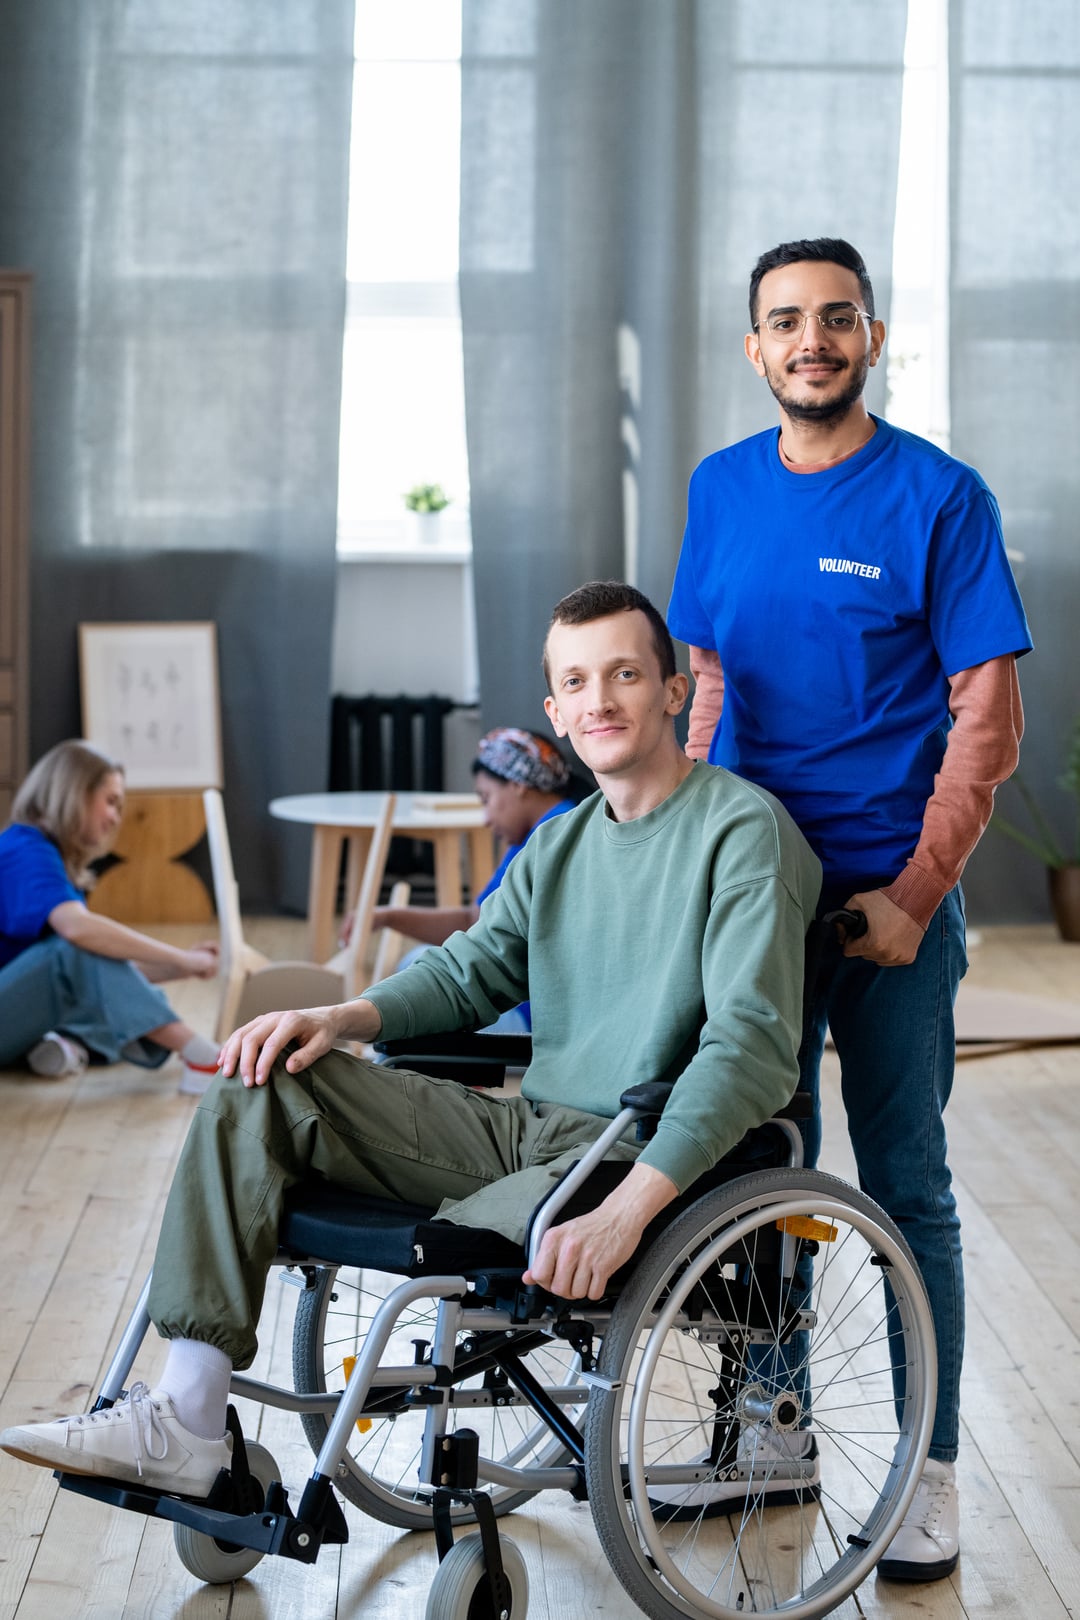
xmin=337 ymin=515 xmax=473 ymax=564
xmin=337 ymin=541 xmax=472 ymax=565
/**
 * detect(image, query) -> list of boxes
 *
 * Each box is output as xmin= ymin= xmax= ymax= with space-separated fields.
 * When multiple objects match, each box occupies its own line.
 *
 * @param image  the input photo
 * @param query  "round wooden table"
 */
xmin=269 ymin=791 xmax=496 ymax=960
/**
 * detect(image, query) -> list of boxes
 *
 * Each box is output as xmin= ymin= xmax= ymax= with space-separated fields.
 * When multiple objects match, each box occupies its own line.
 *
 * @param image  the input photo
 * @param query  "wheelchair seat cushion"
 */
xmin=279 ymin=1180 xmax=526 ymax=1276
xmin=280 ymin=1111 xmax=800 ymax=1286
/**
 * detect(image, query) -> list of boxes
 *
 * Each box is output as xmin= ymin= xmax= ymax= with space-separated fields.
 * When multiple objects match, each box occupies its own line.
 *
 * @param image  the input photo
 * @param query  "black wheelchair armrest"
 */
xmin=618 ymin=1079 xmax=675 ymax=1115
xmin=374 ymin=1031 xmax=532 ymax=1088
xmin=619 ymin=1078 xmax=812 ymax=1140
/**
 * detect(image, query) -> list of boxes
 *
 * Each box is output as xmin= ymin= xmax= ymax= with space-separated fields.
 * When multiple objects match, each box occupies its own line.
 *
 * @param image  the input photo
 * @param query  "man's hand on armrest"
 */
xmin=522 ymin=1161 xmax=678 ymax=1301
xmin=218 ymin=999 xmax=383 ymax=1090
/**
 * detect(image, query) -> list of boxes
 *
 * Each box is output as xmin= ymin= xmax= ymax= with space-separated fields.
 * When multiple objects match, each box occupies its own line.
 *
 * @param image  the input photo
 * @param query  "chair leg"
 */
xmin=371 ymin=880 xmax=412 ymax=982
xmin=215 ymin=971 xmax=249 ymax=1045
xmin=337 ymin=795 xmax=396 ymax=1000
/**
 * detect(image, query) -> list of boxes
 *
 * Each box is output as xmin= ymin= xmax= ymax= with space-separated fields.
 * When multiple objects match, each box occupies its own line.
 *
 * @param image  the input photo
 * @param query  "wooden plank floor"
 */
xmin=1 ymin=921 xmax=1077 ymax=1618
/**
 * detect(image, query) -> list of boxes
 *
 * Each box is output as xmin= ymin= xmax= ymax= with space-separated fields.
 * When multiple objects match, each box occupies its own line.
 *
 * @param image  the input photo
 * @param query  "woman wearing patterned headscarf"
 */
xmin=372 ymin=728 xmax=581 ymax=1027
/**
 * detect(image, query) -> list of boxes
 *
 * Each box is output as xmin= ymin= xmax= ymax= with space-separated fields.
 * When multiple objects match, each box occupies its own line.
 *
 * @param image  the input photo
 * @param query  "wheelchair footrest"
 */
xmin=55 ymin=1468 xmax=349 ymax=1562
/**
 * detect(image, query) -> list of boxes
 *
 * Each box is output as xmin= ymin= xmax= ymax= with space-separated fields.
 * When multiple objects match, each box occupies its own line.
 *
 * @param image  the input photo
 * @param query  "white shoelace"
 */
xmin=71 ymin=1381 xmax=169 ymax=1478
xmin=905 ymin=1472 xmax=952 ymax=1540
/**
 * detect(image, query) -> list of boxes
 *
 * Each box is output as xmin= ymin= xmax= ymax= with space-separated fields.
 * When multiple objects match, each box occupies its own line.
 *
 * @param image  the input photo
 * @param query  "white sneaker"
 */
xmin=26 ymin=1032 xmax=89 ymax=1078
xmin=878 ymin=1458 xmax=959 ymax=1582
xmin=0 ymin=1382 xmax=232 ymax=1497
xmin=648 ymin=1425 xmax=820 ymax=1521
xmin=178 ymin=1061 xmax=219 ymax=1096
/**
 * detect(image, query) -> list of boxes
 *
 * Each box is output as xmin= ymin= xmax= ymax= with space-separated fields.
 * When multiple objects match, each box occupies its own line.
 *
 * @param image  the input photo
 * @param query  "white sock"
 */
xmin=181 ymin=1033 xmax=220 ymax=1070
xmin=160 ymin=1338 xmax=232 ymax=1439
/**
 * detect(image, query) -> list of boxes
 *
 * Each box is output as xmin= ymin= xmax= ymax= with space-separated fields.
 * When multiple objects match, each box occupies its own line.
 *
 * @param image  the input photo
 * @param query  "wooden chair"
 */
xmin=370 ymin=879 xmax=413 ymax=983
xmin=203 ymin=789 xmax=396 ymax=1043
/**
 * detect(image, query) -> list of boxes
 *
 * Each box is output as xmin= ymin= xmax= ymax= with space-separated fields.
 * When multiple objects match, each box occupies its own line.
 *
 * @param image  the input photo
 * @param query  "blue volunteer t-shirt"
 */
xmin=0 ymin=823 xmax=82 ymax=970
xmin=668 ymin=416 xmax=1032 ymax=885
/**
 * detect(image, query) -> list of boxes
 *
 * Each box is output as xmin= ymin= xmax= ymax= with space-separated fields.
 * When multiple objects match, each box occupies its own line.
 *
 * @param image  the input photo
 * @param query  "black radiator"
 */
xmin=328 ymin=694 xmax=460 ymax=885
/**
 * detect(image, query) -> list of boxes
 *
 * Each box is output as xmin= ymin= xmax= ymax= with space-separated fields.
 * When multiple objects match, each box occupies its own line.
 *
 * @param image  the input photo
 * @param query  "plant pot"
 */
xmin=405 ymin=510 xmax=442 ymax=545
xmin=1048 ymin=863 xmax=1080 ymax=942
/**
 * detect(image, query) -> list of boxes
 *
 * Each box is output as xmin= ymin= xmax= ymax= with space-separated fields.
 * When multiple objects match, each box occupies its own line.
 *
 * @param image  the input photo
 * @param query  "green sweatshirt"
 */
xmin=364 ymin=760 xmax=822 ymax=1193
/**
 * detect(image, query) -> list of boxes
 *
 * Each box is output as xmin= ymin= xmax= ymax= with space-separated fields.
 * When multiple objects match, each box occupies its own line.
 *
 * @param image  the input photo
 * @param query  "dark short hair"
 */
xmin=749 ymin=237 xmax=876 ymax=327
xmin=543 ymin=580 xmax=677 ymax=688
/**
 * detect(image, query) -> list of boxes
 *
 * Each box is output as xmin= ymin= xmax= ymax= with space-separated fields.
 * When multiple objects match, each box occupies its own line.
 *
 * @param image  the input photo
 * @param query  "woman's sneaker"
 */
xmin=648 ymin=1424 xmax=820 ymax=1521
xmin=26 ymin=1032 xmax=89 ymax=1078
xmin=0 ymin=1382 xmax=232 ymax=1497
xmin=178 ymin=1060 xmax=219 ymax=1096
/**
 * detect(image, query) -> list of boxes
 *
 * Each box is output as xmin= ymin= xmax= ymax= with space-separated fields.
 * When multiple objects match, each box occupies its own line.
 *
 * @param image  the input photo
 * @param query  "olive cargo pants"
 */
xmin=147 ymin=1050 xmax=639 ymax=1368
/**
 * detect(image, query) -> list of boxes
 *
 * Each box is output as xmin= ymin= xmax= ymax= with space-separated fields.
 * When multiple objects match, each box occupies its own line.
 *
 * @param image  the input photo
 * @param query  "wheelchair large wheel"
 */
xmin=293 ymin=1264 xmax=587 ymax=1529
xmin=586 ymin=1169 xmax=937 ymax=1620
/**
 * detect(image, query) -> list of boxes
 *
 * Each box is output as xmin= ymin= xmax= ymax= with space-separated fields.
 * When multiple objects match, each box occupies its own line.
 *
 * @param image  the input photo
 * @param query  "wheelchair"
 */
xmin=53 ymin=1027 xmax=937 ymax=1620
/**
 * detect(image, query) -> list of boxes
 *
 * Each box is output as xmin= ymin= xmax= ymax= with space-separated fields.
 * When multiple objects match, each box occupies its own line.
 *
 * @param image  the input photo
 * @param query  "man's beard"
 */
xmin=763 ymin=352 xmax=870 ymax=424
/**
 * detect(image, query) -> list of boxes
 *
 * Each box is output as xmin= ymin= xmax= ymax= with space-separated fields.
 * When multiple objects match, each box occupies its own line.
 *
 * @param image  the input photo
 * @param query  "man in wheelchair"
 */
xmin=2 ymin=581 xmax=821 ymax=1509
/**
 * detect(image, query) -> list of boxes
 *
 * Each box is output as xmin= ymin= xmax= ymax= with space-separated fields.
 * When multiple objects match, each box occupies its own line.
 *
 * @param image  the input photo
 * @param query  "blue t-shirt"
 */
xmin=475 ymin=797 xmax=577 ymax=905
xmin=475 ymin=797 xmax=577 ymax=1029
xmin=0 ymin=823 xmax=82 ymax=970
xmin=668 ymin=416 xmax=1032 ymax=886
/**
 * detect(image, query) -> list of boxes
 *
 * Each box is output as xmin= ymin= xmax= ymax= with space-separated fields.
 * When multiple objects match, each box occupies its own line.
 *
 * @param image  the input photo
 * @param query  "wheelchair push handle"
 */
xmin=822 ymin=907 xmax=869 ymax=944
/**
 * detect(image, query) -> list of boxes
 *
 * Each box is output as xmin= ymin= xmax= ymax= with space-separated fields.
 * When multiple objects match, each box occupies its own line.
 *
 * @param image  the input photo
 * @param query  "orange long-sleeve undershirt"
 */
xmin=685 ymin=647 xmax=1024 ymax=930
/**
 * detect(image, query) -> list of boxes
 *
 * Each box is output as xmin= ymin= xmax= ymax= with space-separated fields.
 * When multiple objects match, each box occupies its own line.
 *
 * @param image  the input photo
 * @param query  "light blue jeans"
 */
xmin=0 ymin=936 xmax=177 ymax=1069
xmin=798 ymin=887 xmax=967 ymax=1462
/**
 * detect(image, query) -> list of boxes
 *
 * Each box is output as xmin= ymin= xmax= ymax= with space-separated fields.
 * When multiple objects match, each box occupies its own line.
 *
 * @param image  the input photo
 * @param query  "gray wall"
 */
xmin=948 ymin=6 xmax=1080 ymax=927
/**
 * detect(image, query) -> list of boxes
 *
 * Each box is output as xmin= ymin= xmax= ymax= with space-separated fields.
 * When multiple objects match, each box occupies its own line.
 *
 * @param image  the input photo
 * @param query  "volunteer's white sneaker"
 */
xmin=648 ymin=1424 xmax=820 ymax=1521
xmin=878 ymin=1458 xmax=959 ymax=1582
xmin=0 ymin=1382 xmax=231 ymax=1497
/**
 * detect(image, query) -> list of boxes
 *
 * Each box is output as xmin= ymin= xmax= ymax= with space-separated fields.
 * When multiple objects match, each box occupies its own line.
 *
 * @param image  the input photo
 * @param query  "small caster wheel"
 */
xmin=173 ymin=1441 xmax=279 ymax=1584
xmin=425 ymin=1531 xmax=528 ymax=1619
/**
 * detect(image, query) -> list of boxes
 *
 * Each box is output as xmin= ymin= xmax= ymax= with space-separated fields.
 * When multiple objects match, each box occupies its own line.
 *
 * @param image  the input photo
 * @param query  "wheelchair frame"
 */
xmin=53 ymin=1083 xmax=937 ymax=1619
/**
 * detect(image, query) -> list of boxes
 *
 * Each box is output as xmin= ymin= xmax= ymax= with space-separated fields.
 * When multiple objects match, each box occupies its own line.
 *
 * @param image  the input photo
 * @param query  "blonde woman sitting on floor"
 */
xmin=0 ymin=740 xmax=221 ymax=1090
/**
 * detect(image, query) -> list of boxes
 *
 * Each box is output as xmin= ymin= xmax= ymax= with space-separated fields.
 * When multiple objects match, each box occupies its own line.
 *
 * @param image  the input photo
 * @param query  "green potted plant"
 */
xmin=404 ymin=483 xmax=451 ymax=543
xmin=992 ymin=714 xmax=1080 ymax=941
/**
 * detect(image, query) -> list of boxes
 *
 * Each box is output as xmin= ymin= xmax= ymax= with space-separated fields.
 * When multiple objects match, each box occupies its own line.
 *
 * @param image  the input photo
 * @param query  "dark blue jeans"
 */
xmin=798 ymin=887 xmax=967 ymax=1462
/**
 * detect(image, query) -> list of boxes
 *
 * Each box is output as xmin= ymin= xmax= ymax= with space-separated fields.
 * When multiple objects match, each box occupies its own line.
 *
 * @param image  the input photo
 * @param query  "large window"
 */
xmin=337 ymin=2 xmax=470 ymax=554
xmin=886 ymin=0 xmax=950 ymax=448
xmin=339 ymin=1 xmax=947 ymax=553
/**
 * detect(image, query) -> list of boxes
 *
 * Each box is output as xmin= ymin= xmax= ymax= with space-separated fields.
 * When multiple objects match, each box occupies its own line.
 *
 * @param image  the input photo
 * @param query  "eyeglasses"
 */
xmin=754 ymin=305 xmax=871 ymax=341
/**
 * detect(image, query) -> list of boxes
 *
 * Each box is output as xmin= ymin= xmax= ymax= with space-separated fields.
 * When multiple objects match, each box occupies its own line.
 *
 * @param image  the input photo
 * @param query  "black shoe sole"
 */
xmin=876 ymin=1550 xmax=959 ymax=1583
xmin=649 ymin=1481 xmax=821 ymax=1523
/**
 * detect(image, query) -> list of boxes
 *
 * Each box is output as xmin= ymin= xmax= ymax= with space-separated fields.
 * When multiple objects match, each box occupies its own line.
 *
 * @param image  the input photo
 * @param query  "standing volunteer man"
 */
xmin=667 ymin=237 xmax=1031 ymax=1582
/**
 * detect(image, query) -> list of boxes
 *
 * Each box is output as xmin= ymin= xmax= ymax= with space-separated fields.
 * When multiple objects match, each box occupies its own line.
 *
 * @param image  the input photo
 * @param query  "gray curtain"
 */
xmin=460 ymin=0 xmax=908 ymax=732
xmin=948 ymin=0 xmax=1080 ymax=923
xmin=0 ymin=0 xmax=354 ymax=909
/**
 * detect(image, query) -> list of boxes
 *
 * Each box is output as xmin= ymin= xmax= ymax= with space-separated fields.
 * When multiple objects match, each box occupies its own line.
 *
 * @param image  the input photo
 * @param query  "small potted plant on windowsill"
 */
xmin=404 ymin=483 xmax=451 ymax=545
xmin=992 ymin=714 xmax=1080 ymax=941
